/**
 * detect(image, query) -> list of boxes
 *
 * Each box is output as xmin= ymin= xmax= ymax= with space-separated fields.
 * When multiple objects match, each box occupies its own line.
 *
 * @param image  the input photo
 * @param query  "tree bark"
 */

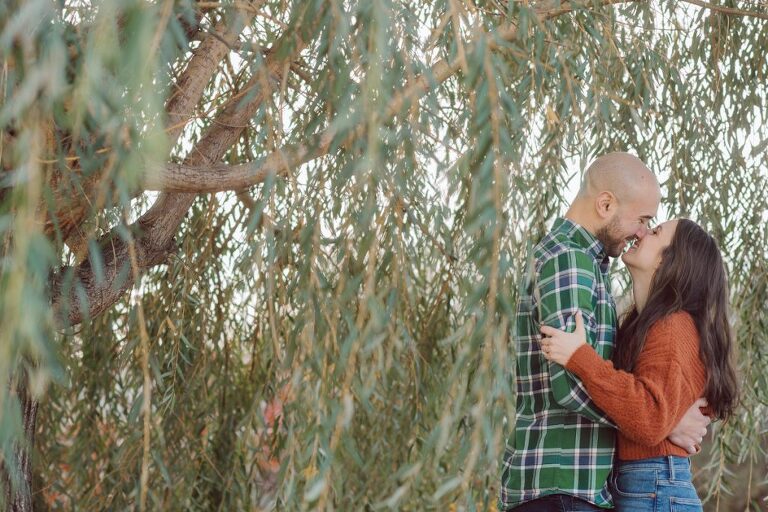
xmin=2 ymin=375 xmax=39 ymax=512
xmin=144 ymin=130 xmax=335 ymax=192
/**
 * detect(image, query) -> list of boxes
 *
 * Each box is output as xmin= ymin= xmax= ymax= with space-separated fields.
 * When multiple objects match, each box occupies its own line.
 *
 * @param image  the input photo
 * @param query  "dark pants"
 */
xmin=511 ymin=494 xmax=606 ymax=511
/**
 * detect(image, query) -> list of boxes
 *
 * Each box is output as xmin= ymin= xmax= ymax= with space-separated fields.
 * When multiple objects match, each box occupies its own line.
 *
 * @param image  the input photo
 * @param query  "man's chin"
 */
xmin=604 ymin=244 xmax=624 ymax=258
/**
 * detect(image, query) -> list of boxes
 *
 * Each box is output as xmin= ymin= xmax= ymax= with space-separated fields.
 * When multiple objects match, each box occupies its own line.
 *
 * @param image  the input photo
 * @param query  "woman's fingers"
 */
xmin=540 ymin=337 xmax=551 ymax=360
xmin=541 ymin=311 xmax=586 ymax=337
xmin=541 ymin=338 xmax=563 ymax=364
xmin=540 ymin=325 xmax=557 ymax=336
xmin=574 ymin=310 xmax=584 ymax=331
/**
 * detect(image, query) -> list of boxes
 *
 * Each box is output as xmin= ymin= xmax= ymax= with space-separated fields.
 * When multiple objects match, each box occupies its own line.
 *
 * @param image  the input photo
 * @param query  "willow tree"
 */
xmin=0 ymin=0 xmax=766 ymax=510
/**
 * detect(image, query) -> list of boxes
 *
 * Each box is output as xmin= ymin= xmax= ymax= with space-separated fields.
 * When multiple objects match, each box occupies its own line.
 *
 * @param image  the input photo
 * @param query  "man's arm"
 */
xmin=668 ymin=398 xmax=711 ymax=454
xmin=536 ymin=249 xmax=614 ymax=426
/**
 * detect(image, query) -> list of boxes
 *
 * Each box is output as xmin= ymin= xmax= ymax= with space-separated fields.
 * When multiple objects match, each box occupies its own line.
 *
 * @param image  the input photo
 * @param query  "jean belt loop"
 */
xmin=668 ymin=455 xmax=676 ymax=480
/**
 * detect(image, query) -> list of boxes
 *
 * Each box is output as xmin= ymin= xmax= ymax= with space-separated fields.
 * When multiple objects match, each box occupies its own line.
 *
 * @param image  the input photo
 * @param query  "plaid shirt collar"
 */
xmin=552 ymin=217 xmax=610 ymax=274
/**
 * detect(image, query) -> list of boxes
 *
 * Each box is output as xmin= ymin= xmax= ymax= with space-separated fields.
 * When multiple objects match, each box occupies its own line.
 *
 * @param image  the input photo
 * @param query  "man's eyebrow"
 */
xmin=640 ymin=215 xmax=655 ymax=222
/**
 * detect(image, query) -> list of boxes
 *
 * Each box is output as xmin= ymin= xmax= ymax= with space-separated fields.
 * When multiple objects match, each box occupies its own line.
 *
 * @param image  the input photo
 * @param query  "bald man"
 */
xmin=498 ymin=153 xmax=710 ymax=511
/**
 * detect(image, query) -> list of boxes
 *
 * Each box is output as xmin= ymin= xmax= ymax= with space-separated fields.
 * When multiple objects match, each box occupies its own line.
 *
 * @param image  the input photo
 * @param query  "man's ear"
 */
xmin=594 ymin=191 xmax=616 ymax=220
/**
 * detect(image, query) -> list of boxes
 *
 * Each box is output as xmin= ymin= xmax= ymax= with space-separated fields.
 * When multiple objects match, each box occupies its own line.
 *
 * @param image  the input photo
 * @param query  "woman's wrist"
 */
xmin=565 ymin=343 xmax=597 ymax=373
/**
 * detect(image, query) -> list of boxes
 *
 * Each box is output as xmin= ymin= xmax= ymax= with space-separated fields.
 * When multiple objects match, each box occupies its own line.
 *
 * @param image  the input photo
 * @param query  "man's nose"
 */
xmin=636 ymin=225 xmax=649 ymax=239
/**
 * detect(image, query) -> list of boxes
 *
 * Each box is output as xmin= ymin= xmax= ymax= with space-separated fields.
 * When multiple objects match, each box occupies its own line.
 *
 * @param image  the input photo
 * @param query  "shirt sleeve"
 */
xmin=564 ymin=316 xmax=701 ymax=445
xmin=535 ymin=249 xmax=615 ymax=427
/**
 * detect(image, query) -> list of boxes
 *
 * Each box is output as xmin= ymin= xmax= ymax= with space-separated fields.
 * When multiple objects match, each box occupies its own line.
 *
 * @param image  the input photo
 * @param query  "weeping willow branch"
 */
xmin=52 ymin=11 xmax=256 ymax=253
xmin=145 ymin=0 xmax=635 ymax=194
xmin=165 ymin=13 xmax=258 ymax=145
xmin=50 ymin=3 xmax=324 ymax=327
xmin=48 ymin=11 xmax=257 ymax=326
xmin=143 ymin=130 xmax=332 ymax=192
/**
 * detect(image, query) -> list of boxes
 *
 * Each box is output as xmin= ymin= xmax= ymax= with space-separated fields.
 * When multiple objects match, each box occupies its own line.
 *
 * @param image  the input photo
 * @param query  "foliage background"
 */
xmin=0 ymin=0 xmax=766 ymax=510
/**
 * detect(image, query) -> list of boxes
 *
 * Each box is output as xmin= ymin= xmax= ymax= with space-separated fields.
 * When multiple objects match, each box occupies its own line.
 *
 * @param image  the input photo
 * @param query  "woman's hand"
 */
xmin=540 ymin=310 xmax=588 ymax=366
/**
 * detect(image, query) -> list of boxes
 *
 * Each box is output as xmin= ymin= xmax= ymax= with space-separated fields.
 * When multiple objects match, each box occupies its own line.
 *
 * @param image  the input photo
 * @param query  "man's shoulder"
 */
xmin=534 ymin=232 xmax=597 ymax=271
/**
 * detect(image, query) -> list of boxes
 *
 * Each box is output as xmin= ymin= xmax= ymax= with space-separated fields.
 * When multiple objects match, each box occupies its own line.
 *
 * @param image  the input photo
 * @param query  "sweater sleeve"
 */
xmin=564 ymin=313 xmax=702 ymax=446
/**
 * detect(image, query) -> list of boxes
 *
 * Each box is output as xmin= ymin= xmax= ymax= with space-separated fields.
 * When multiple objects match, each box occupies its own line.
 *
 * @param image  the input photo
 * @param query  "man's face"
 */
xmin=596 ymin=195 xmax=659 ymax=258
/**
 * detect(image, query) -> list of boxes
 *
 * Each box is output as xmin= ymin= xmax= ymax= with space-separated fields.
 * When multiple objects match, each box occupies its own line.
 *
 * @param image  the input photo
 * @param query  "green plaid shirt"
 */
xmin=499 ymin=217 xmax=618 ymax=510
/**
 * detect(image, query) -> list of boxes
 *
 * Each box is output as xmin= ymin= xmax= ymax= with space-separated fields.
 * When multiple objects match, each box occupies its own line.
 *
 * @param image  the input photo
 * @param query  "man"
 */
xmin=499 ymin=153 xmax=710 ymax=511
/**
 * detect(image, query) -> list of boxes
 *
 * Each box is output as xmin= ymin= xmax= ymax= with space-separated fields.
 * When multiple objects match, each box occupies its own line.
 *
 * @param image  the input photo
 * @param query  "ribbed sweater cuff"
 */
xmin=566 ymin=343 xmax=604 ymax=379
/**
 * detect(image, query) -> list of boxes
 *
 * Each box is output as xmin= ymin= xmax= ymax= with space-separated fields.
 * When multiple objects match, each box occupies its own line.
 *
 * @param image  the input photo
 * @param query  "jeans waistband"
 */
xmin=615 ymin=456 xmax=691 ymax=479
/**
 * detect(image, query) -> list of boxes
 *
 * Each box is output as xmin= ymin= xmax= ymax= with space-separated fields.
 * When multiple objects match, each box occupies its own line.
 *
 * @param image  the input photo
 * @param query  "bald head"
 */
xmin=567 ymin=152 xmax=662 ymax=257
xmin=578 ymin=152 xmax=659 ymax=203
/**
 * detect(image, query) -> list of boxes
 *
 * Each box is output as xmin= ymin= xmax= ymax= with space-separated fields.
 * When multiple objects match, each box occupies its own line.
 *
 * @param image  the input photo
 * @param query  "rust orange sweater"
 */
xmin=566 ymin=311 xmax=707 ymax=460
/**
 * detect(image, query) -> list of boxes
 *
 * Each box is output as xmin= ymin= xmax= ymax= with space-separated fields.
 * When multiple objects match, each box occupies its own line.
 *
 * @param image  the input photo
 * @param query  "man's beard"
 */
xmin=595 ymin=216 xmax=627 ymax=258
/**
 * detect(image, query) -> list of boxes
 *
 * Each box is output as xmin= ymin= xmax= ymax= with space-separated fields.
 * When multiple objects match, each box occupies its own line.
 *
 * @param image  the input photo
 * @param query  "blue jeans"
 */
xmin=510 ymin=494 xmax=604 ymax=511
xmin=610 ymin=456 xmax=703 ymax=511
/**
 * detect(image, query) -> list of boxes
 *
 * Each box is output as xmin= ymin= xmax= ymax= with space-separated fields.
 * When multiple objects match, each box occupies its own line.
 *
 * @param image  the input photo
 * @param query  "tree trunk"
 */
xmin=2 ymin=375 xmax=39 ymax=512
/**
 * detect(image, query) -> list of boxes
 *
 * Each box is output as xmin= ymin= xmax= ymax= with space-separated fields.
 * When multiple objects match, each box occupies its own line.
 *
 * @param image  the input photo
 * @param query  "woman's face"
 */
xmin=621 ymin=219 xmax=678 ymax=272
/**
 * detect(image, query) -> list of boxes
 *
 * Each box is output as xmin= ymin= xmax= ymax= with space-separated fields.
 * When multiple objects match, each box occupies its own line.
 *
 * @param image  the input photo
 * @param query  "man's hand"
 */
xmin=668 ymin=398 xmax=710 ymax=454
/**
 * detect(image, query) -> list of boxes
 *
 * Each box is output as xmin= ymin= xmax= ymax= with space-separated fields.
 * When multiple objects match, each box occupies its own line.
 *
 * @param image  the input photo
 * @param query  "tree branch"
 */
xmin=142 ymin=0 xmax=619 ymax=195
xmin=137 ymin=0 xmax=634 ymax=196
xmin=138 ymin=6 xmax=319 ymax=246
xmin=47 ymin=12 xmax=257 ymax=248
xmin=165 ymin=8 xmax=261 ymax=146
xmin=51 ymin=4 xmax=324 ymax=326
xmin=49 ymin=11 xmax=257 ymax=326
xmin=144 ymin=131 xmax=334 ymax=192
xmin=50 ymin=226 xmax=178 ymax=326
xmin=680 ymin=0 xmax=768 ymax=20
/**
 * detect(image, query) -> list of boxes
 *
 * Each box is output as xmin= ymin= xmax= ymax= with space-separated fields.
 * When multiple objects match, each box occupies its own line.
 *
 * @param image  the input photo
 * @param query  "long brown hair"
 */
xmin=613 ymin=219 xmax=739 ymax=420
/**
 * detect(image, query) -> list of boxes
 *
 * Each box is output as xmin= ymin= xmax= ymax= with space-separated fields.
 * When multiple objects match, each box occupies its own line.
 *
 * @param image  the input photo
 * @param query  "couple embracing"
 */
xmin=499 ymin=153 xmax=739 ymax=512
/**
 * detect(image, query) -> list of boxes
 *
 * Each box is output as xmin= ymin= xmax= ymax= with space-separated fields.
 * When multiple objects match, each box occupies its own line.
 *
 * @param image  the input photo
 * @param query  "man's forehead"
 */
xmin=632 ymin=188 xmax=661 ymax=216
xmin=625 ymin=195 xmax=658 ymax=215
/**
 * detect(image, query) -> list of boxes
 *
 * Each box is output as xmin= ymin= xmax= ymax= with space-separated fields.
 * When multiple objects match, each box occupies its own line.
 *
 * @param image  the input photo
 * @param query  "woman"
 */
xmin=539 ymin=219 xmax=739 ymax=512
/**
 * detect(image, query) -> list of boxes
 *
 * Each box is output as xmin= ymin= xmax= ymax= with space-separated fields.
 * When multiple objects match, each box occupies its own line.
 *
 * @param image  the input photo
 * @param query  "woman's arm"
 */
xmin=565 ymin=344 xmax=693 ymax=445
xmin=541 ymin=312 xmax=702 ymax=446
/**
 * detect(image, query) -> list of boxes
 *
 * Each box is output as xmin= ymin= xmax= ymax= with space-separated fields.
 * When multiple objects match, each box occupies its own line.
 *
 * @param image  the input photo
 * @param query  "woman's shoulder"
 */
xmin=647 ymin=311 xmax=699 ymax=345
